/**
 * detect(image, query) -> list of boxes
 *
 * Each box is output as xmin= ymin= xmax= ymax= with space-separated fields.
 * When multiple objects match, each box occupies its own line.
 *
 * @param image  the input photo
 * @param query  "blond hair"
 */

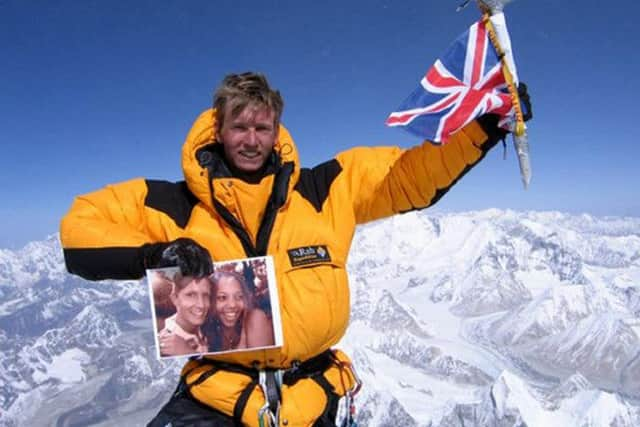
xmin=213 ymin=72 xmax=284 ymax=130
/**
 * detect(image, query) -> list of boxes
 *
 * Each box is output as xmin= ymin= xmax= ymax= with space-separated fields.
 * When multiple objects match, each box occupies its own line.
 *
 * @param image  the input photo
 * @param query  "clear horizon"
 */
xmin=2 ymin=0 xmax=639 ymax=248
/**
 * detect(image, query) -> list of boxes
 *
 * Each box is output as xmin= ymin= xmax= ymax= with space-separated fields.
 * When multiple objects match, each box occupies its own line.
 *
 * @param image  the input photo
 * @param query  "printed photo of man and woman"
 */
xmin=147 ymin=256 xmax=282 ymax=358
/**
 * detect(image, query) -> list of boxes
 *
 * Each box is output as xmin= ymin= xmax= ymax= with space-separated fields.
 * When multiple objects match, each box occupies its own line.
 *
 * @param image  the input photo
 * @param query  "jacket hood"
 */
xmin=181 ymin=108 xmax=300 ymax=209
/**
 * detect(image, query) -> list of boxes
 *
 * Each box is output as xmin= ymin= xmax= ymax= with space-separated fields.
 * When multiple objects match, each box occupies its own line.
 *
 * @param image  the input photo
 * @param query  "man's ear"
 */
xmin=274 ymin=122 xmax=280 ymax=141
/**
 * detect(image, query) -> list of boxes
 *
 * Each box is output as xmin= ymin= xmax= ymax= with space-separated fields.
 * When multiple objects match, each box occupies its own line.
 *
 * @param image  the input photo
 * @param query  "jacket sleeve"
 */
xmin=59 ymin=178 xmax=170 ymax=281
xmin=336 ymin=120 xmax=493 ymax=224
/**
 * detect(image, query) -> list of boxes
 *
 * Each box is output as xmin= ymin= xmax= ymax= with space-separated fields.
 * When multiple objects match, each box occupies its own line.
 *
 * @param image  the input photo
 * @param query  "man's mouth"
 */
xmin=240 ymin=151 xmax=260 ymax=159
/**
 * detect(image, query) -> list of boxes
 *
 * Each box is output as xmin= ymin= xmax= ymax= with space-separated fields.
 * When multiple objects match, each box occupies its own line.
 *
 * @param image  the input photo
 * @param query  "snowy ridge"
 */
xmin=339 ymin=209 xmax=640 ymax=426
xmin=521 ymin=313 xmax=640 ymax=392
xmin=486 ymin=370 xmax=640 ymax=427
xmin=1 ymin=209 xmax=639 ymax=426
xmin=450 ymin=244 xmax=532 ymax=317
xmin=0 ymin=234 xmax=66 ymax=288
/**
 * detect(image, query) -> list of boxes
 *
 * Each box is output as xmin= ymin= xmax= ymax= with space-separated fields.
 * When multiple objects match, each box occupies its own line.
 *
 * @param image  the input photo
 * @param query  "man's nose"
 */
xmin=245 ymin=129 xmax=258 ymax=145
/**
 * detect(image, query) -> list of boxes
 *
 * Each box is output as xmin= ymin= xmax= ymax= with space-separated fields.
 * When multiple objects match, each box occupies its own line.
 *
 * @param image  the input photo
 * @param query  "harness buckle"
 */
xmin=258 ymin=369 xmax=282 ymax=427
xmin=335 ymin=354 xmax=363 ymax=427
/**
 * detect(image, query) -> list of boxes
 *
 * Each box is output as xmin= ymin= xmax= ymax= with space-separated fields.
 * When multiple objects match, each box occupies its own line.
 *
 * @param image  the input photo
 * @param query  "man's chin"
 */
xmin=236 ymin=160 xmax=263 ymax=173
xmin=228 ymin=158 xmax=269 ymax=182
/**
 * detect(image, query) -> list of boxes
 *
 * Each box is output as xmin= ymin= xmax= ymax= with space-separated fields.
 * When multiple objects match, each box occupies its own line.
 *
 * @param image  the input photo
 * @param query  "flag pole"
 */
xmin=482 ymin=13 xmax=526 ymax=137
xmin=478 ymin=2 xmax=531 ymax=189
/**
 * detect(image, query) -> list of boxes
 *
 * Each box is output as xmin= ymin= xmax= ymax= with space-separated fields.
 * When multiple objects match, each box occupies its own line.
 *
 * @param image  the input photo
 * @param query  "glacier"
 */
xmin=1 ymin=209 xmax=639 ymax=426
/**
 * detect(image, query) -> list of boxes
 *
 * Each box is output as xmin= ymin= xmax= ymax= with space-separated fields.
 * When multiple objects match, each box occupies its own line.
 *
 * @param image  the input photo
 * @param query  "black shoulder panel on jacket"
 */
xmin=144 ymin=180 xmax=199 ymax=228
xmin=294 ymin=159 xmax=342 ymax=213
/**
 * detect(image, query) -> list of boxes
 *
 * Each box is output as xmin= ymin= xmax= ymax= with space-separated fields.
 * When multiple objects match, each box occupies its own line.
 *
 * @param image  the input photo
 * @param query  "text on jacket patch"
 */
xmin=287 ymin=245 xmax=331 ymax=267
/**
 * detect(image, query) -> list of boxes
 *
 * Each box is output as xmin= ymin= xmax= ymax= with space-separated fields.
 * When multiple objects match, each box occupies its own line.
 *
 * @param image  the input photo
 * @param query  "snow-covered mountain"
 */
xmin=1 ymin=210 xmax=639 ymax=426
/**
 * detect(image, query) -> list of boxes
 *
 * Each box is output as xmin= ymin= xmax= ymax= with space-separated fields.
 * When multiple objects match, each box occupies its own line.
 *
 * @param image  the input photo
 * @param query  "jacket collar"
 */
xmin=181 ymin=108 xmax=300 ymax=210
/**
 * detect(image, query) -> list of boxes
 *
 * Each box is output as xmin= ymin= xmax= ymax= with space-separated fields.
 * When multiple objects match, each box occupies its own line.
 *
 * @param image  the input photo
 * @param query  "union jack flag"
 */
xmin=386 ymin=13 xmax=518 ymax=143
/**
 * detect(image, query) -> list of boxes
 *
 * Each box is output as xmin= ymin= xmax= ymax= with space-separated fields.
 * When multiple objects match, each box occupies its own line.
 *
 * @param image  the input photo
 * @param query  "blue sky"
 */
xmin=1 ymin=0 xmax=639 ymax=248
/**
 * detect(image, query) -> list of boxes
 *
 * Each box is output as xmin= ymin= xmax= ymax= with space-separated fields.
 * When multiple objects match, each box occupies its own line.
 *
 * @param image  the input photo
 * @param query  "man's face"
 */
xmin=216 ymin=104 xmax=277 ymax=174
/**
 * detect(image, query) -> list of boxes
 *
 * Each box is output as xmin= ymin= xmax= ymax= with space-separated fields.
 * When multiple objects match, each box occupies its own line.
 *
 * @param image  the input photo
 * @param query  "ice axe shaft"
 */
xmin=459 ymin=0 xmax=531 ymax=189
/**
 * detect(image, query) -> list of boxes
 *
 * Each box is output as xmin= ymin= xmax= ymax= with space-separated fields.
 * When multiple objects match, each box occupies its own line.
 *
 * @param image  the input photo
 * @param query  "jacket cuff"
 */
xmin=63 ymin=245 xmax=152 ymax=281
xmin=475 ymin=114 xmax=508 ymax=153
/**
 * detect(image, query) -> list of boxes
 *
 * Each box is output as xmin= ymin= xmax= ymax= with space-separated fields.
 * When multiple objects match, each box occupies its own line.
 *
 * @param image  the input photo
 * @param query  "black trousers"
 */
xmin=146 ymin=392 xmax=237 ymax=427
xmin=147 ymin=351 xmax=342 ymax=427
xmin=146 ymin=389 xmax=341 ymax=427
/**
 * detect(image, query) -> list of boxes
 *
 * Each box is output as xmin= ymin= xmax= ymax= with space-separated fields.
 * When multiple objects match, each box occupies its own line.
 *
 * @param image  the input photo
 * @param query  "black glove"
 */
xmin=477 ymin=82 xmax=533 ymax=149
xmin=142 ymin=238 xmax=212 ymax=277
xmin=518 ymin=82 xmax=533 ymax=122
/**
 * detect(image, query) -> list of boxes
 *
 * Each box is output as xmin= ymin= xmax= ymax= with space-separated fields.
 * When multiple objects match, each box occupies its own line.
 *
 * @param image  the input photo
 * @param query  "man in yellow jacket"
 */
xmin=60 ymin=72 xmax=530 ymax=426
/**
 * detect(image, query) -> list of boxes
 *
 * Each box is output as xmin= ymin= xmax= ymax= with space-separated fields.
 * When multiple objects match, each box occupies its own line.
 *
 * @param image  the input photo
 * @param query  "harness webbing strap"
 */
xmin=283 ymin=351 xmax=336 ymax=386
xmin=172 ymin=364 xmax=206 ymax=398
xmin=233 ymin=378 xmax=258 ymax=424
xmin=191 ymin=350 xmax=340 ymax=424
xmin=310 ymin=371 xmax=334 ymax=393
xmin=187 ymin=365 xmax=220 ymax=392
xmin=310 ymin=374 xmax=340 ymax=427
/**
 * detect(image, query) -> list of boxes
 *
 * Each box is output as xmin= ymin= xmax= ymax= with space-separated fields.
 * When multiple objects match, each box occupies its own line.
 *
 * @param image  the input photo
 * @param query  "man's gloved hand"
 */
xmin=143 ymin=238 xmax=212 ymax=277
xmin=518 ymin=82 xmax=533 ymax=122
xmin=477 ymin=82 xmax=533 ymax=149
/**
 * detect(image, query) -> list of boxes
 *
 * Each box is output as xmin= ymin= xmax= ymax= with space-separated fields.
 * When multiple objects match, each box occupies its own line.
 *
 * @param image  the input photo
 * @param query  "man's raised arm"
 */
xmin=60 ymin=178 xmax=211 ymax=280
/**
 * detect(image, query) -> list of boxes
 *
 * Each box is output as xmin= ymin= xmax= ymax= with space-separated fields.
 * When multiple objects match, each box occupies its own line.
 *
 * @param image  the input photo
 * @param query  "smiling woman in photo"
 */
xmin=208 ymin=271 xmax=274 ymax=352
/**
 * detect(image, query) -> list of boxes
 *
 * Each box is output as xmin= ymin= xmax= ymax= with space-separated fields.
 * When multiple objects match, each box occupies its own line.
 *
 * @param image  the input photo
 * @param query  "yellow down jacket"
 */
xmin=60 ymin=108 xmax=493 ymax=425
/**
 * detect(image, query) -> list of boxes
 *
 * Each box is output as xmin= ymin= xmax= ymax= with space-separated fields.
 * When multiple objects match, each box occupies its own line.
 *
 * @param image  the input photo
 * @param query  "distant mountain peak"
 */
xmin=2 ymin=210 xmax=640 ymax=426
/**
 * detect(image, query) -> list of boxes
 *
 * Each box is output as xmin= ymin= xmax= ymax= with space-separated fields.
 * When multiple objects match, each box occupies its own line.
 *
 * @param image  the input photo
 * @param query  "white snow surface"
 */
xmin=31 ymin=348 xmax=89 ymax=384
xmin=339 ymin=210 xmax=640 ymax=426
xmin=1 ymin=209 xmax=640 ymax=427
xmin=0 ymin=234 xmax=66 ymax=288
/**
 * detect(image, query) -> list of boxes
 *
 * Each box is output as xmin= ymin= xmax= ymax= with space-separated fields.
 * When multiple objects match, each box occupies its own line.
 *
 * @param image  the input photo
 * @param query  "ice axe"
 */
xmin=458 ymin=0 xmax=531 ymax=189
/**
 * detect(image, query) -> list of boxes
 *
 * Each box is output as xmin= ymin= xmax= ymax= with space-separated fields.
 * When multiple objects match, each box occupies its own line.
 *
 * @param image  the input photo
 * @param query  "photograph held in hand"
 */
xmin=147 ymin=256 xmax=282 ymax=359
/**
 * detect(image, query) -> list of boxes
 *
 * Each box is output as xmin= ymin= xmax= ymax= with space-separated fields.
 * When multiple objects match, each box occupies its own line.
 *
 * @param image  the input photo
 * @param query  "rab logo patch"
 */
xmin=287 ymin=245 xmax=331 ymax=267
